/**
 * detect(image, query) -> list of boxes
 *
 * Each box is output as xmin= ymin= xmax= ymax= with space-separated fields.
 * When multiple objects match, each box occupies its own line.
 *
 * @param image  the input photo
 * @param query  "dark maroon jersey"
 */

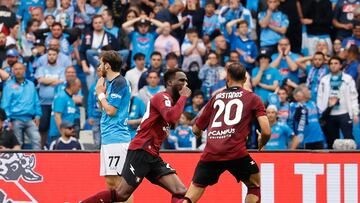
xmin=129 ymin=92 xmax=187 ymax=156
xmin=196 ymin=86 xmax=266 ymax=161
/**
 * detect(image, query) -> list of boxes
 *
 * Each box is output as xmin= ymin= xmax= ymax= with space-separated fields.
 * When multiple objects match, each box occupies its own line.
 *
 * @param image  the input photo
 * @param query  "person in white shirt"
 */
xmin=125 ymin=53 xmax=147 ymax=96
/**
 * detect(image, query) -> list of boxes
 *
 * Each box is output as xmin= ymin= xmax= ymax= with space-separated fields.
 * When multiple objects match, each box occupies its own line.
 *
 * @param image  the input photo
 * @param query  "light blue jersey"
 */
xmin=48 ymin=89 xmax=77 ymax=141
xmin=258 ymin=10 xmax=289 ymax=46
xmin=101 ymin=76 xmax=131 ymax=144
xmin=265 ymin=122 xmax=295 ymax=150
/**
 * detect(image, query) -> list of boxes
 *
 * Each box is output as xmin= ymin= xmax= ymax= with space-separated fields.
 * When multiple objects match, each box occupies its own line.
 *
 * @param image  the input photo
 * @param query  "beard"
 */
xmin=48 ymin=59 xmax=56 ymax=65
xmin=171 ymin=86 xmax=180 ymax=103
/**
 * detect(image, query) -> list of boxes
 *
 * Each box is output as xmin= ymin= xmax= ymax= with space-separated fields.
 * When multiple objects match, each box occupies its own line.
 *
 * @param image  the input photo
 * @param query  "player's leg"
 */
xmin=105 ymin=175 xmax=134 ymax=203
xmin=228 ymin=155 xmax=261 ymax=203
xmin=243 ymin=173 xmax=261 ymax=203
xmin=101 ymin=143 xmax=134 ymax=202
xmin=184 ymin=161 xmax=224 ymax=203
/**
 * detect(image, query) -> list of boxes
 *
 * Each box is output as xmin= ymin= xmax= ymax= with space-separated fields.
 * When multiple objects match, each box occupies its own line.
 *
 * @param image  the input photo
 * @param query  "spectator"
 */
xmin=219 ymin=0 xmax=254 ymax=36
xmin=277 ymin=87 xmax=291 ymax=125
xmin=54 ymin=66 xmax=83 ymax=136
xmin=165 ymin=52 xmax=179 ymax=70
xmin=0 ymin=32 xmax=6 ymax=64
xmin=258 ymin=0 xmax=289 ymax=55
xmin=44 ymin=0 xmax=57 ymax=18
xmin=90 ymin=0 xmax=107 ymax=14
xmin=0 ymin=108 xmax=20 ymax=150
xmin=49 ymin=121 xmax=84 ymax=150
xmin=73 ymin=0 xmax=95 ymax=30
xmin=35 ymin=47 xmax=66 ymax=147
xmin=0 ymin=0 xmax=17 ymax=36
xmin=54 ymin=0 xmax=74 ymax=28
xmin=138 ymin=70 xmax=165 ymax=105
xmin=317 ymin=56 xmax=359 ymax=149
xmin=154 ymin=22 xmax=180 ymax=60
xmin=332 ymin=0 xmax=358 ymax=39
xmin=341 ymin=21 xmax=360 ymax=49
xmin=118 ymin=8 xmax=139 ymax=51
xmin=343 ymin=45 xmax=359 ymax=82
xmin=2 ymin=48 xmax=20 ymax=76
xmin=125 ymin=53 xmax=148 ymax=96
xmin=87 ymin=68 xmax=102 ymax=149
xmin=202 ymin=1 xmax=220 ymax=40
xmin=252 ymin=49 xmax=281 ymax=103
xmin=270 ymin=38 xmax=301 ymax=84
xmin=37 ymin=39 xmax=72 ymax=70
xmin=264 ymin=105 xmax=299 ymax=150
xmin=290 ymin=85 xmax=326 ymax=149
xmin=30 ymin=6 xmax=47 ymax=29
xmin=226 ymin=19 xmax=257 ymax=71
xmin=48 ymin=78 xmax=81 ymax=145
xmin=184 ymin=90 xmax=204 ymax=117
xmin=5 ymin=22 xmax=20 ymax=47
xmin=45 ymin=22 xmax=72 ymax=56
xmin=17 ymin=0 xmax=44 ymax=30
xmin=21 ymin=19 xmax=40 ymax=57
xmin=1 ymin=62 xmax=42 ymax=149
xmin=182 ymin=0 xmax=205 ymax=36
xmin=198 ymin=51 xmax=224 ymax=101
xmin=122 ymin=14 xmax=165 ymax=68
xmin=181 ymin=27 xmax=206 ymax=91
xmin=213 ymin=35 xmax=230 ymax=66
xmin=80 ymin=15 xmax=120 ymax=87
xmin=155 ymin=0 xmax=187 ymax=43
xmin=297 ymin=52 xmax=329 ymax=102
xmin=138 ymin=51 xmax=165 ymax=90
xmin=127 ymin=95 xmax=146 ymax=139
xmin=300 ymin=0 xmax=333 ymax=56
xmin=169 ymin=112 xmax=196 ymax=150
xmin=332 ymin=38 xmax=343 ymax=56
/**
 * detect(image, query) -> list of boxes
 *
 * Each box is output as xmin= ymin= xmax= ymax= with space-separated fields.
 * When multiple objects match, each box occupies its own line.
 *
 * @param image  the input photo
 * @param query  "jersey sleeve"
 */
xmin=284 ymin=124 xmax=295 ymax=138
xmin=252 ymin=95 xmax=266 ymax=117
xmin=195 ymin=97 xmax=214 ymax=130
xmin=107 ymin=78 xmax=128 ymax=109
xmin=152 ymin=93 xmax=187 ymax=124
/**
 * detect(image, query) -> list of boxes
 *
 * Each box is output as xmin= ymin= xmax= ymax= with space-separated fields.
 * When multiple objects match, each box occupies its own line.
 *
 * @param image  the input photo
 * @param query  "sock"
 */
xmin=171 ymin=193 xmax=192 ymax=203
xmin=81 ymin=190 xmax=117 ymax=203
xmin=247 ymin=187 xmax=261 ymax=203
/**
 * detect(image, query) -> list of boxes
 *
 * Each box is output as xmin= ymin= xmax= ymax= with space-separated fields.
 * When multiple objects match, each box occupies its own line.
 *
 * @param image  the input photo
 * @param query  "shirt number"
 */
xmin=211 ymin=99 xmax=243 ymax=128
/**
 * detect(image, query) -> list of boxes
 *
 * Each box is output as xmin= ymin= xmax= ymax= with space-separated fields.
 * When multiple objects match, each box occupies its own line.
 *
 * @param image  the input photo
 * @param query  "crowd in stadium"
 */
xmin=0 ymin=0 xmax=359 ymax=151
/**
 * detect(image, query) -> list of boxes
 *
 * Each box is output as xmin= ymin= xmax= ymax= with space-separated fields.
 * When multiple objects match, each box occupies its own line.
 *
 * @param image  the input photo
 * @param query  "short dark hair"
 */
xmin=328 ymin=56 xmax=342 ymax=65
xmin=147 ymin=70 xmax=159 ymax=78
xmin=186 ymin=27 xmax=198 ymax=35
xmin=314 ymin=51 xmax=325 ymax=58
xmin=47 ymin=47 xmax=59 ymax=53
xmin=182 ymin=112 xmax=193 ymax=121
xmin=51 ymin=22 xmax=63 ymax=29
xmin=133 ymin=52 xmax=145 ymax=61
xmin=151 ymin=51 xmax=162 ymax=58
xmin=164 ymin=68 xmax=184 ymax=87
xmin=227 ymin=62 xmax=246 ymax=82
xmin=192 ymin=89 xmax=203 ymax=98
xmin=238 ymin=20 xmax=248 ymax=27
xmin=230 ymin=50 xmax=239 ymax=56
xmin=100 ymin=50 xmax=123 ymax=72
xmin=93 ymin=14 xmax=104 ymax=21
xmin=166 ymin=52 xmax=178 ymax=60
xmin=103 ymin=9 xmax=114 ymax=19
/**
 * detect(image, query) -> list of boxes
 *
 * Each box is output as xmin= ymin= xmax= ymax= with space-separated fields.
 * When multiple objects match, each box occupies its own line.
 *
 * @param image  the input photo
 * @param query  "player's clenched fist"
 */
xmin=179 ymin=86 xmax=192 ymax=98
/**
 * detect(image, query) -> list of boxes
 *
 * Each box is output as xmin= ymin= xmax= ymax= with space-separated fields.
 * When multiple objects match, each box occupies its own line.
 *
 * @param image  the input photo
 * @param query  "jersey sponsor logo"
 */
xmin=0 ymin=153 xmax=43 ymax=202
xmin=208 ymin=128 xmax=235 ymax=139
xmin=110 ymin=93 xmax=122 ymax=99
xmin=67 ymin=107 xmax=76 ymax=114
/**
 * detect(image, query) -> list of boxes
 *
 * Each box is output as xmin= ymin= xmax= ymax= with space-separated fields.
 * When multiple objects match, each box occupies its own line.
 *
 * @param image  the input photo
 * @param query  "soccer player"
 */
xmin=182 ymin=63 xmax=271 ymax=203
xmin=95 ymin=50 xmax=133 ymax=203
xmin=82 ymin=68 xmax=192 ymax=203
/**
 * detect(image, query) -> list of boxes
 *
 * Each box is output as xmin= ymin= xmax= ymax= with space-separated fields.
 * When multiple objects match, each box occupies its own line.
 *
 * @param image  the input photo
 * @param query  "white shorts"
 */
xmin=100 ymin=143 xmax=129 ymax=176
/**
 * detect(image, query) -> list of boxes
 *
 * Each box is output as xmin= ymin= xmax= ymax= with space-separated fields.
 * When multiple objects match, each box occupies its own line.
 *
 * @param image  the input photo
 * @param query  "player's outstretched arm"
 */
xmin=192 ymin=125 xmax=202 ymax=139
xmin=256 ymin=115 xmax=271 ymax=151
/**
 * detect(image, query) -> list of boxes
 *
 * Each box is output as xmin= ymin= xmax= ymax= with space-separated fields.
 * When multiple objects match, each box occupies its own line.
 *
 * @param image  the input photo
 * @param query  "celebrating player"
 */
xmin=183 ymin=63 xmax=271 ymax=203
xmin=82 ymin=68 xmax=192 ymax=203
xmin=95 ymin=50 xmax=133 ymax=203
